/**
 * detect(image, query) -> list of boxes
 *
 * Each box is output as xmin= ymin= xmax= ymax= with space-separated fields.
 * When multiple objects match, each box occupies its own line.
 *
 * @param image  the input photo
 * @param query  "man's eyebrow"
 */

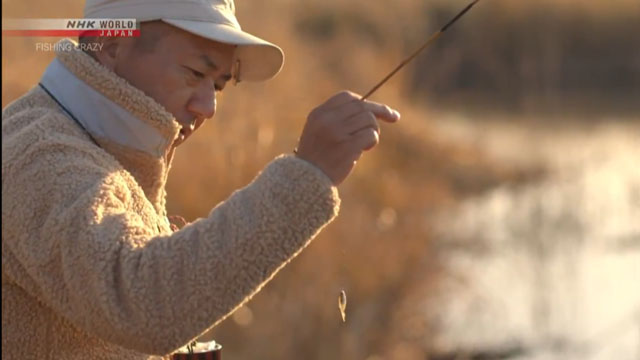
xmin=200 ymin=54 xmax=232 ymax=81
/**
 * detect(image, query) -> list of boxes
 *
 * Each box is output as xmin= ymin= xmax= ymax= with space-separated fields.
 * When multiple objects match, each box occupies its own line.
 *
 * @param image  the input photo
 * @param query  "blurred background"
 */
xmin=3 ymin=0 xmax=639 ymax=359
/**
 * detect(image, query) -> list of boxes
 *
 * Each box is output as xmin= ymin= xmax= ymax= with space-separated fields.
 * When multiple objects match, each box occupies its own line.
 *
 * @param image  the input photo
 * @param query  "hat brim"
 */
xmin=162 ymin=19 xmax=284 ymax=82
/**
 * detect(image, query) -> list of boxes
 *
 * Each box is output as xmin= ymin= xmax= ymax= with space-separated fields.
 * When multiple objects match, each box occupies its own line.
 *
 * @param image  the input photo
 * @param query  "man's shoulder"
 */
xmin=2 ymin=86 xmax=74 ymax=143
xmin=2 ymin=85 xmax=57 ymax=119
xmin=2 ymin=86 xmax=118 ymax=175
xmin=1 ymin=90 xmax=132 ymax=206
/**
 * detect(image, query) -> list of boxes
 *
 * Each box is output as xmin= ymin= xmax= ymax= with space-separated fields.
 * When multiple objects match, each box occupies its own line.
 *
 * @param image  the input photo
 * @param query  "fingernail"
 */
xmin=393 ymin=110 xmax=401 ymax=120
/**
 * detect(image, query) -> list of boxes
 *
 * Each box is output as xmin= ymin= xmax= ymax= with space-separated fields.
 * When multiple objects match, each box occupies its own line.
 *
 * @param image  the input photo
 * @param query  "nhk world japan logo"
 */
xmin=2 ymin=19 xmax=140 ymax=37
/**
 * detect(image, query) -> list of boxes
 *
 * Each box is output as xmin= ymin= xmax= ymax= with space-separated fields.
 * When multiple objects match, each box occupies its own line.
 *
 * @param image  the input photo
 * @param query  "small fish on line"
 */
xmin=338 ymin=290 xmax=347 ymax=322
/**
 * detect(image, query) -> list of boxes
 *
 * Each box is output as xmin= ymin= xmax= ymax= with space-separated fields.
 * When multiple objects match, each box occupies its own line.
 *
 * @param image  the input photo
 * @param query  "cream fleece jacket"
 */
xmin=1 ymin=39 xmax=340 ymax=359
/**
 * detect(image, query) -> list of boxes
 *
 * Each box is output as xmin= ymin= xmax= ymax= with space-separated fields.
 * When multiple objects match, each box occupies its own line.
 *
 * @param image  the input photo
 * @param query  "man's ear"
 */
xmin=93 ymin=37 xmax=120 ymax=71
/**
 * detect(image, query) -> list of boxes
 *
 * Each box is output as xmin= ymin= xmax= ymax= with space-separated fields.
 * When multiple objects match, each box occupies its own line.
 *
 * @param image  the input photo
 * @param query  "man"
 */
xmin=1 ymin=0 xmax=400 ymax=358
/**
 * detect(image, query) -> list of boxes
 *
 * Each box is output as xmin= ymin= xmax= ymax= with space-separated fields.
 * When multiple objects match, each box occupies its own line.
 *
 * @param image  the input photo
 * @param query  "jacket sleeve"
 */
xmin=1 ymin=140 xmax=340 ymax=355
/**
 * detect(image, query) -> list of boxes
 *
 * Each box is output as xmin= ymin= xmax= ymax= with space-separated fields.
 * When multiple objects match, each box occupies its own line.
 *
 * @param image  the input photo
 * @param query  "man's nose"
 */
xmin=187 ymin=86 xmax=216 ymax=120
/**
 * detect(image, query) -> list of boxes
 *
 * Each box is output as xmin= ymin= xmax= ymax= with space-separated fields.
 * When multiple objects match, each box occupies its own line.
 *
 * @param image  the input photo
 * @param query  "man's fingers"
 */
xmin=352 ymin=127 xmax=380 ymax=151
xmin=323 ymin=91 xmax=362 ymax=109
xmin=361 ymin=101 xmax=401 ymax=123
xmin=325 ymin=100 xmax=367 ymax=124
xmin=322 ymin=91 xmax=400 ymax=117
xmin=298 ymin=90 xmax=401 ymax=185
xmin=344 ymin=112 xmax=380 ymax=136
xmin=325 ymin=98 xmax=398 ymax=121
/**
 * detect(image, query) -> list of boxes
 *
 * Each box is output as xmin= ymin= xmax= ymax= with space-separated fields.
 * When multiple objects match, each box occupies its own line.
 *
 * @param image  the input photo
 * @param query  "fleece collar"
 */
xmin=40 ymin=38 xmax=180 ymax=158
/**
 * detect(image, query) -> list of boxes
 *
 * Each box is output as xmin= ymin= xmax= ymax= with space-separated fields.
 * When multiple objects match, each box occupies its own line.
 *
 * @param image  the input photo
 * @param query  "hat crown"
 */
xmin=84 ymin=0 xmax=239 ymax=27
xmin=84 ymin=0 xmax=236 ymax=13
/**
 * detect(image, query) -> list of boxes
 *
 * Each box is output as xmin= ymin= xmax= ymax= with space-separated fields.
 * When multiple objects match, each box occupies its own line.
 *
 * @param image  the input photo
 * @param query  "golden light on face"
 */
xmin=338 ymin=290 xmax=347 ymax=323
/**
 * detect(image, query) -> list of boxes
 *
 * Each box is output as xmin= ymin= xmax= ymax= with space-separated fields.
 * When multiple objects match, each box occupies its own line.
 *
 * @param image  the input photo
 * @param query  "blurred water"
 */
xmin=427 ymin=120 xmax=640 ymax=359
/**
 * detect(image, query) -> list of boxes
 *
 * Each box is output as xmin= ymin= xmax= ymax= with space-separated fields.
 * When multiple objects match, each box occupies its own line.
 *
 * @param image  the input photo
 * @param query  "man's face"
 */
xmin=100 ymin=22 xmax=237 ymax=147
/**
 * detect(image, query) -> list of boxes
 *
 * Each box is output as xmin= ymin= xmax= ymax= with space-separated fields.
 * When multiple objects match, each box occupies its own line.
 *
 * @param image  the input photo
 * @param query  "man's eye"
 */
xmin=184 ymin=66 xmax=205 ymax=79
xmin=190 ymin=69 xmax=205 ymax=79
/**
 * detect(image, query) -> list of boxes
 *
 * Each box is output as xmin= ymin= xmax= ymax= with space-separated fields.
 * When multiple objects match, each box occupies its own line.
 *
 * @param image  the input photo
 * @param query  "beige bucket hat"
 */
xmin=84 ymin=0 xmax=284 ymax=82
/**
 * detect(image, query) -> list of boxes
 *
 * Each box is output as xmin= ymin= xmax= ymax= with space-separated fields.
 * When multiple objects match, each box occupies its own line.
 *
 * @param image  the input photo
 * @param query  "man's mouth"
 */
xmin=174 ymin=119 xmax=197 ymax=146
xmin=174 ymin=129 xmax=187 ymax=146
